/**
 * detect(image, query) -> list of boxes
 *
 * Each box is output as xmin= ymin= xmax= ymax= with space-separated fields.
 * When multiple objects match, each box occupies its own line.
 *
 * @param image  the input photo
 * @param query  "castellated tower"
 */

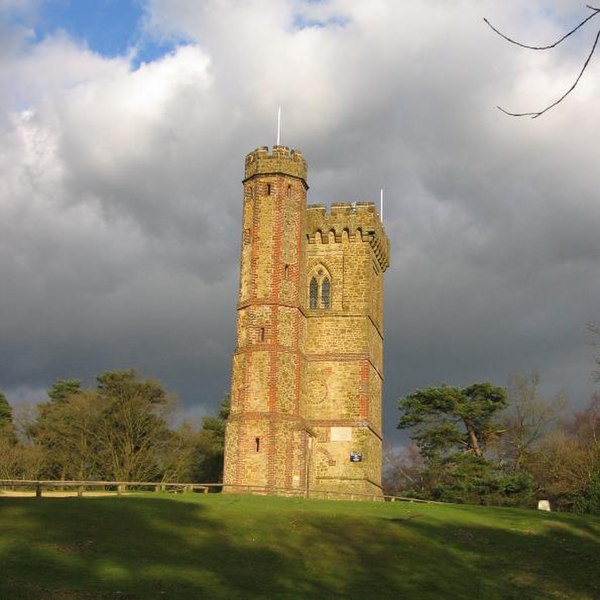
xmin=223 ymin=146 xmax=390 ymax=498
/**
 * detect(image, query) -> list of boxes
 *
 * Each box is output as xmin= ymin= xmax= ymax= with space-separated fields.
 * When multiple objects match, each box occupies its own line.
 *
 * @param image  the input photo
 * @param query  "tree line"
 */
xmin=385 ymin=324 xmax=600 ymax=514
xmin=0 ymin=370 xmax=229 ymax=485
xmin=2 ymin=350 xmax=599 ymax=514
xmin=385 ymin=372 xmax=600 ymax=514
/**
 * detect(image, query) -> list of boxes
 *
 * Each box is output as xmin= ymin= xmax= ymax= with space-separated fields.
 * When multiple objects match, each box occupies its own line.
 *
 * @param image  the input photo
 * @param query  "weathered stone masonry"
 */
xmin=223 ymin=146 xmax=390 ymax=497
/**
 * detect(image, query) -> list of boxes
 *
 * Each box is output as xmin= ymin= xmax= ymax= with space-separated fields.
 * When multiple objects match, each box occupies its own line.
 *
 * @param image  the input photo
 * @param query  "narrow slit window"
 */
xmin=287 ymin=184 xmax=291 ymax=198
xmin=321 ymin=277 xmax=331 ymax=308
xmin=267 ymin=183 xmax=271 ymax=195
xmin=255 ymin=437 xmax=260 ymax=452
xmin=259 ymin=327 xmax=265 ymax=342
xmin=309 ymin=278 xmax=318 ymax=309
xmin=284 ymin=264 xmax=289 ymax=280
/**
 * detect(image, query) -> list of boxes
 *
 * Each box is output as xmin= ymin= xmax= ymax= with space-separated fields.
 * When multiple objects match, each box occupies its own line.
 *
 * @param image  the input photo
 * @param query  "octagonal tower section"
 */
xmin=223 ymin=146 xmax=310 ymax=494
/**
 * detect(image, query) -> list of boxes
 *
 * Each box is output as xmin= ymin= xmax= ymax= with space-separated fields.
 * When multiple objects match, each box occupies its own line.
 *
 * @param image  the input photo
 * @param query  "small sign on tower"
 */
xmin=350 ymin=451 xmax=363 ymax=463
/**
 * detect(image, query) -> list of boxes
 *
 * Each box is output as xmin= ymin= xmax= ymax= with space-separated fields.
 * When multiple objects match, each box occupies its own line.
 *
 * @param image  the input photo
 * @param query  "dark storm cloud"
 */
xmin=1 ymin=0 xmax=599 ymax=444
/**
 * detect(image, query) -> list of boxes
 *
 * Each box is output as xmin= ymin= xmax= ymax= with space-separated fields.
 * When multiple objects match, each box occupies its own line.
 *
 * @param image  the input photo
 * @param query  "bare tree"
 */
xmin=502 ymin=372 xmax=568 ymax=472
xmin=485 ymin=5 xmax=600 ymax=117
xmin=527 ymin=430 xmax=596 ymax=508
xmin=588 ymin=321 xmax=600 ymax=382
xmin=569 ymin=392 xmax=600 ymax=446
xmin=382 ymin=442 xmax=424 ymax=496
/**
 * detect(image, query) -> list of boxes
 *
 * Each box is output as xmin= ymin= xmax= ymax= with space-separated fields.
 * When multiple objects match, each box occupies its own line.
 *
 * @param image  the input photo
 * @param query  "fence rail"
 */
xmin=0 ymin=479 xmax=438 ymax=504
xmin=0 ymin=479 xmax=210 ymax=497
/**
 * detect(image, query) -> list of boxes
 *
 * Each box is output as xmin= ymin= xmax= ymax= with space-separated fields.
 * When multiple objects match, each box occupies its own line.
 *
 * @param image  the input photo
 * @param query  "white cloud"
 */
xmin=1 ymin=0 xmax=599 ymax=438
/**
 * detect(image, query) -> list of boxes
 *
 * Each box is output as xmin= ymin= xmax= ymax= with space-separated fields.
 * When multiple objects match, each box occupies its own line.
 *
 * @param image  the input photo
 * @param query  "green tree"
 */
xmin=398 ymin=382 xmax=508 ymax=460
xmin=93 ymin=369 xmax=174 ymax=481
xmin=191 ymin=395 xmax=230 ymax=483
xmin=0 ymin=390 xmax=19 ymax=478
xmin=32 ymin=390 xmax=105 ymax=480
xmin=47 ymin=379 xmax=81 ymax=403
xmin=0 ymin=390 xmax=12 ymax=425
xmin=158 ymin=421 xmax=198 ymax=483
xmin=574 ymin=468 xmax=600 ymax=515
xmin=30 ymin=370 xmax=177 ymax=482
xmin=397 ymin=383 xmax=533 ymax=505
xmin=0 ymin=393 xmax=46 ymax=480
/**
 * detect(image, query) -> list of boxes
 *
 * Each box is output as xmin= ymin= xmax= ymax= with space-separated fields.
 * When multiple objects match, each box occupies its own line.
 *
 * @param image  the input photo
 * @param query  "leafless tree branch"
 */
xmin=484 ymin=6 xmax=600 ymax=50
xmin=484 ymin=6 xmax=600 ymax=118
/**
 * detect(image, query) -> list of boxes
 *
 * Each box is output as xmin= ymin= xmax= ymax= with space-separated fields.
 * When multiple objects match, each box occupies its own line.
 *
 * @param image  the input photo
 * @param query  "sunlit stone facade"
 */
xmin=223 ymin=146 xmax=390 ymax=497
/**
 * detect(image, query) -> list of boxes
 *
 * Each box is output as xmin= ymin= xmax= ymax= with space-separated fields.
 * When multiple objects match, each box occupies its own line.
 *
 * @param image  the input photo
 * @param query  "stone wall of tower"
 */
xmin=224 ymin=147 xmax=390 ymax=499
xmin=224 ymin=146 xmax=309 ymax=492
xmin=303 ymin=202 xmax=389 ymax=496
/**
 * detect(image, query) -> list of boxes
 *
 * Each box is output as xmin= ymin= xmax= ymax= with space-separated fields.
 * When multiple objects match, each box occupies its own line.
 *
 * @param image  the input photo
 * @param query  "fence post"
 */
xmin=35 ymin=482 xmax=42 ymax=498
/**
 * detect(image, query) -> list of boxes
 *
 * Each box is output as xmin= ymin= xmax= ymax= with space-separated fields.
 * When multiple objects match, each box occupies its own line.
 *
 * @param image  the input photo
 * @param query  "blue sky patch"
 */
xmin=39 ymin=0 xmax=144 ymax=56
xmin=293 ymin=13 xmax=350 ymax=31
xmin=33 ymin=0 xmax=178 ymax=66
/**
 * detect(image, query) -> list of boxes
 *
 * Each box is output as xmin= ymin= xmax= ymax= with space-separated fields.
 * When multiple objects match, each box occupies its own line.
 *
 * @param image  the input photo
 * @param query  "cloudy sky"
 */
xmin=2 ymin=0 xmax=600 ymax=443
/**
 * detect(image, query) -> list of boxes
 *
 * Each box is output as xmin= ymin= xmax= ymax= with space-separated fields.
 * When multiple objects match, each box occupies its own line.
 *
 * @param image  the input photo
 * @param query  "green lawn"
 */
xmin=0 ymin=492 xmax=599 ymax=599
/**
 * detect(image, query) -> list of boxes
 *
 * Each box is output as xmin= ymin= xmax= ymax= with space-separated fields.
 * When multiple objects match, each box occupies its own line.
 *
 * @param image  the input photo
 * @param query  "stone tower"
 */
xmin=223 ymin=146 xmax=390 ymax=498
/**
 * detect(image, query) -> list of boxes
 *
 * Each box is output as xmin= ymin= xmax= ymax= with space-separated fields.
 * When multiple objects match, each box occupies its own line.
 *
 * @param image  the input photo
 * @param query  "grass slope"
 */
xmin=0 ymin=493 xmax=599 ymax=599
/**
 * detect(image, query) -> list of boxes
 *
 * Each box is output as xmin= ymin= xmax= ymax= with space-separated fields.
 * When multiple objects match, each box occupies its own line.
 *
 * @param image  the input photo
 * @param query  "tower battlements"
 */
xmin=244 ymin=145 xmax=307 ymax=183
xmin=306 ymin=202 xmax=390 ymax=272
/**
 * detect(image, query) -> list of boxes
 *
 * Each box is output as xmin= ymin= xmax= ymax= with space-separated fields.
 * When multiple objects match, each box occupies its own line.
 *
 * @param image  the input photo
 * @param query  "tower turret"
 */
xmin=224 ymin=146 xmax=310 ymax=493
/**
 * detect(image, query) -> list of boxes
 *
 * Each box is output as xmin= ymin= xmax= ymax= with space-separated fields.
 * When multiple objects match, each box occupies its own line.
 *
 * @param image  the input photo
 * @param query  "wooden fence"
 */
xmin=0 ymin=479 xmax=210 ymax=497
xmin=0 ymin=479 xmax=437 ymax=503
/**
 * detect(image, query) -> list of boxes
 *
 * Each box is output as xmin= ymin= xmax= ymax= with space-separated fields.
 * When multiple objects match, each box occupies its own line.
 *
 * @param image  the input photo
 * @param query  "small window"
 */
xmin=321 ymin=278 xmax=330 ymax=308
xmin=287 ymin=184 xmax=291 ymax=198
xmin=259 ymin=327 xmax=265 ymax=342
xmin=255 ymin=437 xmax=260 ymax=452
xmin=308 ymin=267 xmax=332 ymax=310
xmin=309 ymin=278 xmax=318 ymax=309
xmin=284 ymin=264 xmax=290 ymax=280
xmin=267 ymin=183 xmax=272 ymax=195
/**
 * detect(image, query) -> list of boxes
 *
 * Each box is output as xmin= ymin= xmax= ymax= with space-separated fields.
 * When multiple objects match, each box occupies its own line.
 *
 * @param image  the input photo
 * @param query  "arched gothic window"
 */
xmin=321 ymin=277 xmax=330 ymax=308
xmin=309 ymin=278 xmax=319 ymax=309
xmin=308 ymin=267 xmax=331 ymax=309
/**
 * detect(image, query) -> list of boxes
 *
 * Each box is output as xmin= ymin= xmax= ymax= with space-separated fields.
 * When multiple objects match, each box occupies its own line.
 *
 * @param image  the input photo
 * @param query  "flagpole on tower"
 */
xmin=277 ymin=106 xmax=281 ymax=146
xmin=380 ymin=188 xmax=384 ymax=222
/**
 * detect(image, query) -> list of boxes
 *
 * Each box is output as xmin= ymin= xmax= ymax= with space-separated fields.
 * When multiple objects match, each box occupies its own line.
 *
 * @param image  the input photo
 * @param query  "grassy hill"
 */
xmin=0 ymin=492 xmax=599 ymax=599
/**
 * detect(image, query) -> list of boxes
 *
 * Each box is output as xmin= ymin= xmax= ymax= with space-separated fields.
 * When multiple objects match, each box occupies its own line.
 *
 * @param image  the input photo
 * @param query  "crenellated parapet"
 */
xmin=244 ymin=145 xmax=308 ymax=184
xmin=306 ymin=202 xmax=390 ymax=272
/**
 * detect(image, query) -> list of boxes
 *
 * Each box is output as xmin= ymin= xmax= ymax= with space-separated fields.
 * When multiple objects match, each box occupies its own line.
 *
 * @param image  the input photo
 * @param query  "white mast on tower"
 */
xmin=276 ymin=106 xmax=281 ymax=146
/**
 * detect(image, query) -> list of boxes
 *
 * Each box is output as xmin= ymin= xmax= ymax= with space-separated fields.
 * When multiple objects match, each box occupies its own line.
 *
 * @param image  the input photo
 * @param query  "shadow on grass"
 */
xmin=1 ymin=495 xmax=599 ymax=599
xmin=0 ymin=495 xmax=292 ymax=599
xmin=380 ymin=511 xmax=600 ymax=600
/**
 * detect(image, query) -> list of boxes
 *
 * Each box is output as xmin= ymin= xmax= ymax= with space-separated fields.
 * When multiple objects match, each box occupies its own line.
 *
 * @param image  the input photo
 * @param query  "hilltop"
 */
xmin=1 ymin=493 xmax=599 ymax=599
